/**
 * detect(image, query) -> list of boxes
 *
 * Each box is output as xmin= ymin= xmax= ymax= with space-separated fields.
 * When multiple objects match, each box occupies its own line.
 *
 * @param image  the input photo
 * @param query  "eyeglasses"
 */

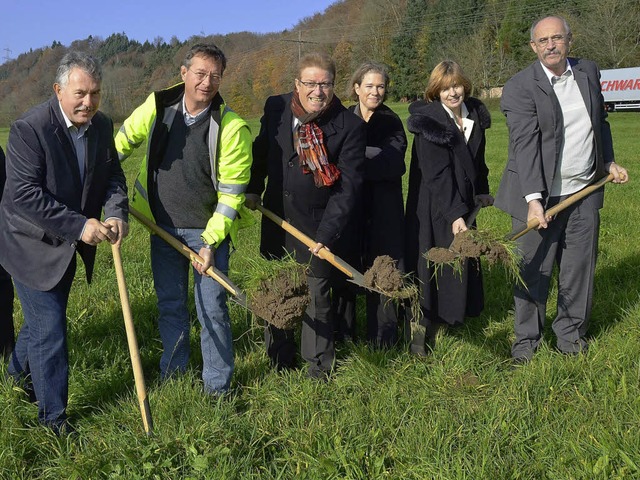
xmin=297 ymin=80 xmax=334 ymax=90
xmin=188 ymin=68 xmax=222 ymax=83
xmin=534 ymin=34 xmax=568 ymax=47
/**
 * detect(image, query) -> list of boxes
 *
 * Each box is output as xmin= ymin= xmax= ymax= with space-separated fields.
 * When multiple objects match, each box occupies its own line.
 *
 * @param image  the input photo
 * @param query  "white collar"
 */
xmin=59 ymin=102 xmax=91 ymax=135
xmin=182 ymin=95 xmax=211 ymax=124
xmin=441 ymin=101 xmax=474 ymax=142
xmin=441 ymin=101 xmax=469 ymax=121
xmin=540 ymin=60 xmax=572 ymax=85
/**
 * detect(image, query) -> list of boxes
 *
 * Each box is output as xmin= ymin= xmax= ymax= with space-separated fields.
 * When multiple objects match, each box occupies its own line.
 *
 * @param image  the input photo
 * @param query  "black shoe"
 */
xmin=409 ymin=344 xmax=428 ymax=357
xmin=43 ymin=418 xmax=76 ymax=437
xmin=511 ymin=356 xmax=530 ymax=368
xmin=307 ymin=368 xmax=330 ymax=382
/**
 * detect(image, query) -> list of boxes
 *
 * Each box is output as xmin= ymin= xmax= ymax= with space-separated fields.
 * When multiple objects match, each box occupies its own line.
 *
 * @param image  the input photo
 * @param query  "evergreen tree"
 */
xmin=389 ymin=0 xmax=429 ymax=100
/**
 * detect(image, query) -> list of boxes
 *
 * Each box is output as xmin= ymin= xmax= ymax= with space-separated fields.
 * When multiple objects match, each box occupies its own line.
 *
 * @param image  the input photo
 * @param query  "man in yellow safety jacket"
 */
xmin=115 ymin=43 xmax=252 ymax=395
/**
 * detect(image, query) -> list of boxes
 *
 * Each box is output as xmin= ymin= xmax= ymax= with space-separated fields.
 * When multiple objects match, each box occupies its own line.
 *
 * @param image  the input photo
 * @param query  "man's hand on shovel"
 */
xmin=193 ymin=245 xmax=214 ymax=275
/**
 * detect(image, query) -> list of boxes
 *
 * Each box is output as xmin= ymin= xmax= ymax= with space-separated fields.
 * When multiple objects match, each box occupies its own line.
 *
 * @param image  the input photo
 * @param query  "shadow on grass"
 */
xmin=440 ymin=262 xmax=517 ymax=361
xmin=588 ymin=250 xmax=640 ymax=337
xmin=453 ymin=250 xmax=640 ymax=361
xmin=67 ymin=293 xmax=162 ymax=419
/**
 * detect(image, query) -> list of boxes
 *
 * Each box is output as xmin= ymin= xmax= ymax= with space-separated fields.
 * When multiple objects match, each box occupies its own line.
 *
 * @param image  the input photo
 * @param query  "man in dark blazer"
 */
xmin=0 ymin=145 xmax=15 ymax=360
xmin=1 ymin=51 xmax=128 ymax=434
xmin=495 ymin=15 xmax=628 ymax=363
xmin=246 ymin=52 xmax=366 ymax=379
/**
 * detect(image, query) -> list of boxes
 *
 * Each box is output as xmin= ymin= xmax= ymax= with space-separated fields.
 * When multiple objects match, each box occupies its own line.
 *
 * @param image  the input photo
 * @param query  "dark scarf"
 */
xmin=291 ymin=91 xmax=341 ymax=187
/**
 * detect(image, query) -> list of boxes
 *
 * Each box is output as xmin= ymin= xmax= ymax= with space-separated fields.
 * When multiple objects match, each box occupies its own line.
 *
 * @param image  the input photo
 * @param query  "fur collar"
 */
xmin=407 ymin=97 xmax=491 ymax=146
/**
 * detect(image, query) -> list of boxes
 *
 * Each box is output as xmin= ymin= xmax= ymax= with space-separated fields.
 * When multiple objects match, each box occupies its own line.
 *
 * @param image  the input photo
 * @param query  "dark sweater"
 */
xmin=153 ymin=108 xmax=217 ymax=228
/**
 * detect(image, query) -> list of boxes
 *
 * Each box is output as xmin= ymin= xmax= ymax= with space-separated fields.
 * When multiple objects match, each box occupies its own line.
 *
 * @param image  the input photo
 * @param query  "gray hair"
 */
xmin=530 ymin=15 xmax=572 ymax=41
xmin=183 ymin=43 xmax=227 ymax=74
xmin=55 ymin=51 xmax=102 ymax=87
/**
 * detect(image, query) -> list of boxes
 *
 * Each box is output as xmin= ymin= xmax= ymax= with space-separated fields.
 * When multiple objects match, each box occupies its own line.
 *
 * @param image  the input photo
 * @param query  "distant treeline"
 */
xmin=1 ymin=0 xmax=638 ymax=124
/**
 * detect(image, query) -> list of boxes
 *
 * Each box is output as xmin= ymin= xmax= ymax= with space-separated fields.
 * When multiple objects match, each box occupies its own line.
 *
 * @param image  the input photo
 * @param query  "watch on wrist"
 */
xmin=202 ymin=242 xmax=214 ymax=251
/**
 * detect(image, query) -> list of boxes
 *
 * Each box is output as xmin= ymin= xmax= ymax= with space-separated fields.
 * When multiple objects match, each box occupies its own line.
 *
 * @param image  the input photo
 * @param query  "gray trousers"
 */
xmin=511 ymin=193 xmax=600 ymax=360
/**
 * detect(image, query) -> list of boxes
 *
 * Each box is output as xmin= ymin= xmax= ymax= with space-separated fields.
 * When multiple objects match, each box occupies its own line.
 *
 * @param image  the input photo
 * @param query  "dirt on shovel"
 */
xmin=363 ymin=255 xmax=418 ymax=300
xmin=249 ymin=265 xmax=310 ymax=330
xmin=426 ymin=230 xmax=512 ymax=266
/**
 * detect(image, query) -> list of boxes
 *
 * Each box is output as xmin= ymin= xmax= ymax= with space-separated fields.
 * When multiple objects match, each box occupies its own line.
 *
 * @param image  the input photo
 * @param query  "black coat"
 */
xmin=248 ymin=93 xmax=366 ymax=278
xmin=404 ymin=98 xmax=491 ymax=325
xmin=336 ymin=103 xmax=407 ymax=269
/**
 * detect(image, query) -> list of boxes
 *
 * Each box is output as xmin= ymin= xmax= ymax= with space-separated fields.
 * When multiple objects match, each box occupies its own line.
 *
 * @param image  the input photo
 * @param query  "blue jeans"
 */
xmin=8 ymin=258 xmax=76 ymax=428
xmin=150 ymin=227 xmax=233 ymax=393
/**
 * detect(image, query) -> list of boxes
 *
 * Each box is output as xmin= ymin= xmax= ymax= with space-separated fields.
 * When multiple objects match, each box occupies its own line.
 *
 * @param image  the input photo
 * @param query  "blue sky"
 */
xmin=1 ymin=0 xmax=337 ymax=64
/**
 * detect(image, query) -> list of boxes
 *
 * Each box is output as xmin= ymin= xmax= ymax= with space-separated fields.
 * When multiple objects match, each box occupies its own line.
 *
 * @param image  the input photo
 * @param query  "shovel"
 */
xmin=256 ymin=205 xmax=383 ymax=294
xmin=507 ymin=173 xmax=614 ymax=241
xmin=111 ymin=244 xmax=154 ymax=435
xmin=129 ymin=207 xmax=249 ymax=309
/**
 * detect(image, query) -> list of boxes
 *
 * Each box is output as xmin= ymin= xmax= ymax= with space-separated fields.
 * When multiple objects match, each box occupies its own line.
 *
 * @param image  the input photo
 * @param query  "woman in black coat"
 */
xmin=404 ymin=61 xmax=493 ymax=355
xmin=332 ymin=62 xmax=407 ymax=347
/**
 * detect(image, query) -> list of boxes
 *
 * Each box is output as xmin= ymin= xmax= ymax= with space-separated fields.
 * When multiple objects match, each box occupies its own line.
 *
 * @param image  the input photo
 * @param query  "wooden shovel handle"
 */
xmin=509 ymin=173 xmax=614 ymax=241
xmin=112 ymin=244 xmax=154 ymax=435
xmin=256 ymin=204 xmax=355 ymax=279
xmin=129 ymin=207 xmax=246 ymax=302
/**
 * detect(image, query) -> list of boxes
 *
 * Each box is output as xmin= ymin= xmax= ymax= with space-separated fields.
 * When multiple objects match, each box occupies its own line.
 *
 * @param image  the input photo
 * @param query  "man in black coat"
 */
xmin=246 ymin=52 xmax=366 ymax=379
xmin=1 ymin=52 xmax=128 ymax=433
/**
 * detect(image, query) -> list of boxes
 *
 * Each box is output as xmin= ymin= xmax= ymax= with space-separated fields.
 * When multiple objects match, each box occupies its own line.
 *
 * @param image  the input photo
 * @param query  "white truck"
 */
xmin=600 ymin=67 xmax=640 ymax=112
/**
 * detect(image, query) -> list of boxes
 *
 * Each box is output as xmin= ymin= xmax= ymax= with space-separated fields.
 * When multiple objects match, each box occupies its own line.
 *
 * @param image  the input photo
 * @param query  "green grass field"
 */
xmin=1 ymin=106 xmax=639 ymax=479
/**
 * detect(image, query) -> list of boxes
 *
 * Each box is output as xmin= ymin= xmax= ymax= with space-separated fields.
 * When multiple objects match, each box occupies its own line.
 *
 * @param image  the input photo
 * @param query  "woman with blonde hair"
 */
xmin=404 ymin=61 xmax=493 ymax=355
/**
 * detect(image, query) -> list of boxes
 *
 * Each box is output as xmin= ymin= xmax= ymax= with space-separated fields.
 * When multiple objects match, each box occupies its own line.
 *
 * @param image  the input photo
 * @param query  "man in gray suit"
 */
xmin=495 ymin=15 xmax=628 ymax=363
xmin=1 ymin=52 xmax=128 ymax=434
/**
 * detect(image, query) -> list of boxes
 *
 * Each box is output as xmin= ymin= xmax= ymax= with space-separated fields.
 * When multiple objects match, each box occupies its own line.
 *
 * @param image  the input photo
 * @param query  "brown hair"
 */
xmin=183 ymin=43 xmax=227 ymax=74
xmin=297 ymin=52 xmax=336 ymax=81
xmin=424 ymin=60 xmax=472 ymax=101
xmin=349 ymin=62 xmax=390 ymax=101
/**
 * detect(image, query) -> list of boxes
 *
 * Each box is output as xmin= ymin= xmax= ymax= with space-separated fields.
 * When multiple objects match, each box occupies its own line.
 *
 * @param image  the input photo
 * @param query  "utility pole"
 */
xmin=281 ymin=31 xmax=318 ymax=61
xmin=2 ymin=47 xmax=12 ymax=63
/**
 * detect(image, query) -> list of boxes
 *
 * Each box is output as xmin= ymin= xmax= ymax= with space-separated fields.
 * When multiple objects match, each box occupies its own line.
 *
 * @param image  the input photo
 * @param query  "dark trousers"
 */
xmin=512 ymin=194 xmax=599 ymax=360
xmin=265 ymin=276 xmax=334 ymax=377
xmin=8 ymin=258 xmax=76 ymax=427
xmin=332 ymin=278 xmax=399 ymax=347
xmin=0 ymin=264 xmax=15 ymax=359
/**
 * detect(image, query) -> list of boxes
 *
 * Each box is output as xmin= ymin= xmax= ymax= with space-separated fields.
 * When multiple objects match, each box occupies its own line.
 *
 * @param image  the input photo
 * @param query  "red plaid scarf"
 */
xmin=291 ymin=91 xmax=341 ymax=187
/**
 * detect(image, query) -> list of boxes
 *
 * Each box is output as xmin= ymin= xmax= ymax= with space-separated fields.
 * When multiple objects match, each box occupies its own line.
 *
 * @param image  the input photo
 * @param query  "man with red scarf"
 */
xmin=246 ymin=52 xmax=366 ymax=379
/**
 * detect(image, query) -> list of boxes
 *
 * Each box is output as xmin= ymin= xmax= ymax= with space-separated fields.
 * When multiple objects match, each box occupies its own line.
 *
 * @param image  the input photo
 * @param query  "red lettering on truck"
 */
xmin=600 ymin=79 xmax=640 ymax=91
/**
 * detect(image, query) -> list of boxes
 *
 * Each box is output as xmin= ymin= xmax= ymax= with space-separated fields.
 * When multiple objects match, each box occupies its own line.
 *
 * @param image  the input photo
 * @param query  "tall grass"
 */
xmin=1 ymin=108 xmax=639 ymax=479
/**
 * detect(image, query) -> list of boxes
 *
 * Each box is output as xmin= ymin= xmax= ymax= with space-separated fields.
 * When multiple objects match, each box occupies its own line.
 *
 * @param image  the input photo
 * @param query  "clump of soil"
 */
xmin=427 ymin=230 xmax=512 ymax=265
xmin=483 ymin=242 xmax=510 ymax=266
xmin=425 ymin=247 xmax=458 ymax=264
xmin=364 ymin=255 xmax=404 ymax=293
xmin=363 ymin=255 xmax=419 ymax=305
xmin=450 ymin=230 xmax=486 ymax=258
xmin=250 ymin=265 xmax=309 ymax=330
xmin=424 ymin=229 xmax=524 ymax=286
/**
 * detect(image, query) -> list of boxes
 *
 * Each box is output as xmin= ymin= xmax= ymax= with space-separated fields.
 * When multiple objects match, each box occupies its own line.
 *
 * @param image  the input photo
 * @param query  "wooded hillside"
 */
xmin=0 ymin=0 xmax=638 ymax=124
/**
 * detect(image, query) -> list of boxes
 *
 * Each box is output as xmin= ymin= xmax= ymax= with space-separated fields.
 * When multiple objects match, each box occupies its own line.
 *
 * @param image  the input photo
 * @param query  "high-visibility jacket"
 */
xmin=115 ymin=83 xmax=253 ymax=248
